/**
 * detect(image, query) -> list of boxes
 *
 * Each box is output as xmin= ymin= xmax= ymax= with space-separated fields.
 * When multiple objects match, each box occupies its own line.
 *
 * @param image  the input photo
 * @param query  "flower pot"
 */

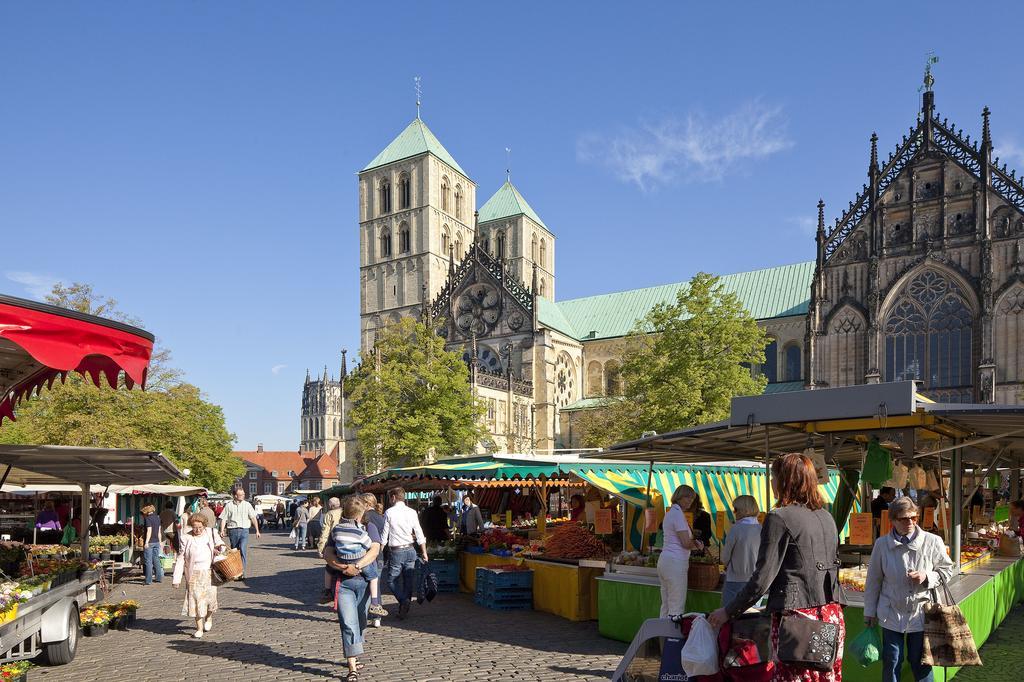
xmin=101 ymin=551 xmax=111 ymax=562
xmin=83 ymin=623 xmax=109 ymax=637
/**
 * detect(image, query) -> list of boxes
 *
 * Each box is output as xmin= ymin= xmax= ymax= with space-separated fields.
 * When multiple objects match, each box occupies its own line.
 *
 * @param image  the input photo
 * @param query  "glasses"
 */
xmin=894 ymin=515 xmax=918 ymax=522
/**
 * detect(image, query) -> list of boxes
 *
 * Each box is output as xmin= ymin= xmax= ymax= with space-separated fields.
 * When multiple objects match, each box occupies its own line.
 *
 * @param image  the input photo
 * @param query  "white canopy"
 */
xmin=0 ymin=445 xmax=182 ymax=487
xmin=106 ymin=484 xmax=206 ymax=496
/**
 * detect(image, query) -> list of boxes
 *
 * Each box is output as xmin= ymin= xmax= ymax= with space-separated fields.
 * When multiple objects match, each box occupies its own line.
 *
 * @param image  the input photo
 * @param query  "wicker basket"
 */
xmin=688 ymin=561 xmax=721 ymax=591
xmin=213 ymin=549 xmax=244 ymax=581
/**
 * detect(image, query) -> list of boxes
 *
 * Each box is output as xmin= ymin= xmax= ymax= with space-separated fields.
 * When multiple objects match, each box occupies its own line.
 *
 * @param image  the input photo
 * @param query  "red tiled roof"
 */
xmin=298 ymin=450 xmax=339 ymax=480
xmin=233 ymin=450 xmax=310 ymax=477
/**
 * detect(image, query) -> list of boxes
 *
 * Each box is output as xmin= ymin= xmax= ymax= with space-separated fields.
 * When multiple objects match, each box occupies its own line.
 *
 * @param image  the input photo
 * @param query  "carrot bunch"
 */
xmin=542 ymin=522 xmax=610 ymax=560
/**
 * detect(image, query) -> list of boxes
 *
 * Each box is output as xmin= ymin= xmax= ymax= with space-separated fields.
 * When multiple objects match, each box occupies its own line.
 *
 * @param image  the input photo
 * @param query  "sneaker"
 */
xmin=204 ymin=617 xmax=213 ymax=632
xmin=193 ymin=629 xmax=204 ymax=639
xmin=368 ymin=603 xmax=388 ymax=617
xmin=370 ymin=618 xmax=381 ymax=628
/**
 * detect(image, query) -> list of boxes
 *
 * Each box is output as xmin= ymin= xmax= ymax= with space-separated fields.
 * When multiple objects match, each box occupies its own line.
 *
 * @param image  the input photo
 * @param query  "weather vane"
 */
xmin=505 ymin=147 xmax=511 ymax=182
xmin=920 ymin=53 xmax=938 ymax=93
xmin=414 ymin=76 xmax=422 ymax=118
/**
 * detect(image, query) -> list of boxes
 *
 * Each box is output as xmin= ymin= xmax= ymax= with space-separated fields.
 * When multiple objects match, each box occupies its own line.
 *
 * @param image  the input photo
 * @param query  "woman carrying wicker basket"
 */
xmin=173 ymin=514 xmax=227 ymax=638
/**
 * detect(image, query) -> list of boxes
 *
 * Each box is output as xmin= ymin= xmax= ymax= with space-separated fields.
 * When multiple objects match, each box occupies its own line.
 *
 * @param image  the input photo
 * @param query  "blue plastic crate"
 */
xmin=476 ymin=567 xmax=533 ymax=589
xmin=478 ymin=599 xmax=532 ymax=611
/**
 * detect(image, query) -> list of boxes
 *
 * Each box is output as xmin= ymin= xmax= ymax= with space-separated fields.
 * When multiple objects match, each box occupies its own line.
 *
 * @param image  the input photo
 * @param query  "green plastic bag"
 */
xmin=60 ymin=524 xmax=77 ymax=546
xmin=862 ymin=438 xmax=893 ymax=487
xmin=851 ymin=625 xmax=881 ymax=667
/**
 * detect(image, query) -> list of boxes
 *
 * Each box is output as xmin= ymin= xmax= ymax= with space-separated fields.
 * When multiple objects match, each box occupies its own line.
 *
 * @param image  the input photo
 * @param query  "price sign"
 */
xmin=644 ymin=507 xmax=659 ymax=532
xmin=715 ymin=511 xmax=727 ymax=540
xmin=595 ymin=508 xmax=613 ymax=535
xmin=505 ymin=510 xmax=513 ymax=528
xmin=850 ymin=513 xmax=874 ymax=546
xmin=923 ymin=507 xmax=935 ymax=529
xmin=585 ymin=500 xmax=599 ymax=525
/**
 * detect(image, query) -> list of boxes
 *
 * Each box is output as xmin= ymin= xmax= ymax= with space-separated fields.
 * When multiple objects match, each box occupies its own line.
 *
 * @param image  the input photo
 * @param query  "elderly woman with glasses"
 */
xmin=864 ymin=496 xmax=954 ymax=682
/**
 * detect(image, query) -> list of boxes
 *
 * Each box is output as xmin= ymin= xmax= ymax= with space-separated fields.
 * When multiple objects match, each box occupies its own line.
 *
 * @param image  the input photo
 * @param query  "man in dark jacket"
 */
xmin=420 ymin=496 xmax=450 ymax=544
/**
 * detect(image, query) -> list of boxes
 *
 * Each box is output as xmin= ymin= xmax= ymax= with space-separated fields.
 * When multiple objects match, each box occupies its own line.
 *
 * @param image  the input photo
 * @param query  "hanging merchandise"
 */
xmin=988 ymin=473 xmax=1002 ymax=491
xmin=804 ymin=447 xmax=829 ymax=485
xmin=885 ymin=462 xmax=909 ymax=489
xmin=862 ymin=438 xmax=894 ymax=487
xmin=926 ymin=469 xmax=941 ymax=492
xmin=908 ymin=464 xmax=927 ymax=490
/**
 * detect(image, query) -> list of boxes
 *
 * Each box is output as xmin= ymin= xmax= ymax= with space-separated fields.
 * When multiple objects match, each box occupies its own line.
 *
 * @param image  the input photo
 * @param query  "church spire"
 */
xmin=448 ymin=243 xmax=455 ymax=278
xmin=305 ymin=368 xmax=310 ymax=384
xmin=815 ymin=199 xmax=826 ymax=270
xmin=982 ymin=106 xmax=992 ymax=152
xmin=340 ymin=348 xmax=347 ymax=379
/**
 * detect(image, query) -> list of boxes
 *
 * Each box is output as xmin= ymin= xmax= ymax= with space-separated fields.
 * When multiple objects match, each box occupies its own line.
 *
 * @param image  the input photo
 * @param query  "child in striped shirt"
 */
xmin=331 ymin=503 xmax=380 ymax=581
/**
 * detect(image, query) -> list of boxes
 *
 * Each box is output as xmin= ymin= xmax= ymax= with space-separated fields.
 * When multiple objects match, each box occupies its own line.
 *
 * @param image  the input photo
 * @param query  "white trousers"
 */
xmin=657 ymin=554 xmax=689 ymax=618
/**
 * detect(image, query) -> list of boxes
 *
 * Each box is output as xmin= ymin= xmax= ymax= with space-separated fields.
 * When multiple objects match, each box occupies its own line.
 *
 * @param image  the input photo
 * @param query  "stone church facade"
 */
xmin=307 ymin=84 xmax=1024 ymax=478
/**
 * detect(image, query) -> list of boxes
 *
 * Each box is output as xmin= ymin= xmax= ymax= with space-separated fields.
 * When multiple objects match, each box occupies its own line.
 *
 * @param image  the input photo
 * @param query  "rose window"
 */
xmin=555 ymin=353 xmax=576 ymax=408
xmin=455 ymin=284 xmax=501 ymax=337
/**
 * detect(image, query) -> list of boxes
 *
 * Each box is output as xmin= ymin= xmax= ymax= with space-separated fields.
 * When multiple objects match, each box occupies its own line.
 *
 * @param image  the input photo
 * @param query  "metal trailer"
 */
xmin=0 ymin=569 xmax=100 ymax=665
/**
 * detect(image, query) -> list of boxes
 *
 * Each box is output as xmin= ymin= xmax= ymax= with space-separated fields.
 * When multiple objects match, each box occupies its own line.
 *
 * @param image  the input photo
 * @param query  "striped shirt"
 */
xmin=332 ymin=521 xmax=372 ymax=561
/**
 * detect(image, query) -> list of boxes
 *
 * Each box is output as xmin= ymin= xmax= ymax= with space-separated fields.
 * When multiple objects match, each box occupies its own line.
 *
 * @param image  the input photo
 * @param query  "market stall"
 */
xmin=597 ymin=381 xmax=1024 ymax=681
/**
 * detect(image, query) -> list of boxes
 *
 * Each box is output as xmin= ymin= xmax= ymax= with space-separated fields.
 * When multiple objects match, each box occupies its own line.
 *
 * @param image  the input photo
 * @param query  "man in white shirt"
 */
xmin=219 ymin=487 xmax=260 ymax=579
xmin=381 ymin=486 xmax=428 ymax=619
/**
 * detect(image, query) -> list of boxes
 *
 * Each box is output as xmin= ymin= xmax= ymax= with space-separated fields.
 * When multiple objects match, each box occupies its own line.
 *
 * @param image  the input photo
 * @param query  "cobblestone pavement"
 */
xmin=33 ymin=532 xmax=625 ymax=681
xmin=956 ymin=603 xmax=1024 ymax=681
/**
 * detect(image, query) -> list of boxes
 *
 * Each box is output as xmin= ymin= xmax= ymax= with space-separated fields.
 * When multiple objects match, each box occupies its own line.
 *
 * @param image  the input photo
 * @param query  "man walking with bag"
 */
xmin=381 ymin=487 xmax=428 ymax=619
xmin=219 ymin=487 xmax=260 ymax=580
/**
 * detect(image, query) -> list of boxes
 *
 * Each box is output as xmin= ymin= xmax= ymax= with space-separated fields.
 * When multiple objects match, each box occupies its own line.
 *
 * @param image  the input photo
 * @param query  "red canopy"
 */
xmin=0 ymin=294 xmax=155 ymax=424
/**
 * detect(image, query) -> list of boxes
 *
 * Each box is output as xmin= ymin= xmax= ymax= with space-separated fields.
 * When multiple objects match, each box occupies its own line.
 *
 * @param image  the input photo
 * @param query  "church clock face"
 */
xmin=454 ymin=283 xmax=501 ymax=337
xmin=555 ymin=352 xmax=576 ymax=408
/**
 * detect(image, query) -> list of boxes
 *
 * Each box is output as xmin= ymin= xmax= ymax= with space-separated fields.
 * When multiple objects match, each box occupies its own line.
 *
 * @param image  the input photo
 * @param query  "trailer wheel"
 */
xmin=41 ymin=604 xmax=79 ymax=665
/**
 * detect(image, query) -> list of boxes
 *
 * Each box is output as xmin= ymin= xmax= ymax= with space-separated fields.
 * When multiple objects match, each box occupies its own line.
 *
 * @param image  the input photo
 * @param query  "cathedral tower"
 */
xmin=359 ymin=116 xmax=476 ymax=353
xmin=477 ymin=179 xmax=555 ymax=299
xmin=300 ymin=366 xmax=343 ymax=454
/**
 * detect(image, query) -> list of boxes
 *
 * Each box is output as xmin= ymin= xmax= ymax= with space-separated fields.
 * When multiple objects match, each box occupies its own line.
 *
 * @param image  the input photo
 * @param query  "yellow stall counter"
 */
xmin=458 ymin=552 xmax=605 ymax=622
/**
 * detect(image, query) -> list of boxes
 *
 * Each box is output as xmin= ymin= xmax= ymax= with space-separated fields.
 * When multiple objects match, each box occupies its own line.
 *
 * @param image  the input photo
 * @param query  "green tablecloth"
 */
xmin=598 ymin=559 xmax=1024 ymax=681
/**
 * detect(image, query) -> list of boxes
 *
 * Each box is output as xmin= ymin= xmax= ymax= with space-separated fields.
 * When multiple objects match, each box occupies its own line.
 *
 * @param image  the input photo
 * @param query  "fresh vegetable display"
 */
xmin=614 ymin=551 xmax=657 ymax=568
xmin=478 ymin=527 xmax=524 ymax=552
xmin=541 ymin=523 xmax=610 ymax=560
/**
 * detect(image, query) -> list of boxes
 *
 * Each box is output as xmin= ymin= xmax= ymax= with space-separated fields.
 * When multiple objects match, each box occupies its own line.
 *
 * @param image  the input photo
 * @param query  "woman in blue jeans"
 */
xmin=141 ymin=504 xmax=164 ymax=584
xmin=324 ymin=499 xmax=381 ymax=682
xmin=864 ymin=497 xmax=954 ymax=682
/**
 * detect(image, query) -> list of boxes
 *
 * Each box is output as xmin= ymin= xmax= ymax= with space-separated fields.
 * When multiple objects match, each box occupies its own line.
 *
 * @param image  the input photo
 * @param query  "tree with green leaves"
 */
xmin=0 ymin=283 xmax=242 ymax=491
xmin=574 ymin=272 xmax=768 ymax=447
xmin=347 ymin=317 xmax=486 ymax=472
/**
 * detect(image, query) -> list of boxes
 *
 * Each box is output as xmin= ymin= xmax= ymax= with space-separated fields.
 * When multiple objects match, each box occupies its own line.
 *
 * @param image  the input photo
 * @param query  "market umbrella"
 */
xmin=0 ymin=292 xmax=155 ymax=424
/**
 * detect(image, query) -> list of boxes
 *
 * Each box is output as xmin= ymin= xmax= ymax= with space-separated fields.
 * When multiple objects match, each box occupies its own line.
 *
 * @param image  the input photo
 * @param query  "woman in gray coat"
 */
xmin=863 ymin=496 xmax=954 ymax=682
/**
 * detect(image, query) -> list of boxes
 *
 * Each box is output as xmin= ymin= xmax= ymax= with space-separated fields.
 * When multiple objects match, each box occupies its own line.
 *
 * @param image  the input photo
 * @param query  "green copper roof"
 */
xmin=362 ymin=118 xmax=467 ymax=176
xmin=536 ymin=296 xmax=579 ymax=338
xmin=477 ymin=180 xmax=548 ymax=229
xmin=764 ymin=381 xmax=805 ymax=394
xmin=537 ymin=261 xmax=814 ymax=341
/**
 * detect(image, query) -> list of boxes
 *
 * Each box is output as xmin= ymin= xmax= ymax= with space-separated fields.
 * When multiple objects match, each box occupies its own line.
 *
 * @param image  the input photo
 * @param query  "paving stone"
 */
xmin=31 ymin=533 xmax=626 ymax=681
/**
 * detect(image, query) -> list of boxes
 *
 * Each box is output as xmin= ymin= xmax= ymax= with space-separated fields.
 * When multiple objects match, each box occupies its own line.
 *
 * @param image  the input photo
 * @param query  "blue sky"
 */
xmin=4 ymin=3 xmax=1024 ymax=451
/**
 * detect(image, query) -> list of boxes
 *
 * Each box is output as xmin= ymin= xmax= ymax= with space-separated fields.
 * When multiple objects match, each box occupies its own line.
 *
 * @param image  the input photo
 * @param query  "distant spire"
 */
xmin=340 ymin=349 xmax=347 ymax=378
xmin=323 ymin=365 xmax=328 ymax=382
xmin=305 ymin=368 xmax=310 ymax=383
xmin=869 ymin=133 xmax=878 ymax=170
xmin=505 ymin=147 xmax=512 ymax=182
xmin=414 ymin=76 xmax=422 ymax=119
xmin=473 ymin=210 xmax=479 ymax=248
xmin=448 ymin=243 xmax=455 ymax=277
xmin=531 ymin=261 xmax=539 ymax=295
xmin=817 ymin=199 xmax=826 ymax=237
xmin=982 ymin=106 xmax=991 ymax=150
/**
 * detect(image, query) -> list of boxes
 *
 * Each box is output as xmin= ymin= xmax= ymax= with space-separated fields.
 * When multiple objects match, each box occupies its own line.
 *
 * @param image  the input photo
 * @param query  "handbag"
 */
xmin=775 ymin=608 xmax=839 ymax=672
xmin=921 ymin=579 xmax=982 ymax=667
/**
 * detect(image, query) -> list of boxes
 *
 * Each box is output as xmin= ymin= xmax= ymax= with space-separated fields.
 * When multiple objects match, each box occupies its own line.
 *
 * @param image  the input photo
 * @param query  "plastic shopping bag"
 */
xmin=680 ymin=614 xmax=720 ymax=677
xmin=850 ymin=625 xmax=881 ymax=667
xmin=288 ymin=527 xmax=297 ymax=540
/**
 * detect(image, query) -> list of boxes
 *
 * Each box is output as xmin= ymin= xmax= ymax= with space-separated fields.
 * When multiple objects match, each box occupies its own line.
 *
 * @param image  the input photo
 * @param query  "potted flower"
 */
xmin=79 ymin=606 xmax=110 ymax=636
xmin=118 ymin=599 xmax=139 ymax=627
xmin=0 ymin=660 xmax=32 ymax=682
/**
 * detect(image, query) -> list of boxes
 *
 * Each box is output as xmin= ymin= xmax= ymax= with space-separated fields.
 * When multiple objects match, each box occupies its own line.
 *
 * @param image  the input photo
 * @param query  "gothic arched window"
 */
xmin=442 ymin=226 xmax=451 ymax=255
xmin=379 ymin=179 xmax=391 ymax=214
xmin=762 ymin=339 xmax=778 ymax=383
xmin=496 ymin=231 xmax=507 ymax=260
xmin=538 ymin=278 xmax=546 ymax=297
xmin=399 ymin=223 xmax=411 ymax=253
xmin=380 ymin=229 xmax=392 ymax=257
xmin=531 ymin=233 xmax=538 ymax=261
xmin=441 ymin=177 xmax=450 ymax=212
xmin=784 ymin=343 xmax=801 ymax=382
xmin=884 ymin=269 xmax=974 ymax=400
xmin=997 ymin=284 xmax=1024 ymax=382
xmin=586 ymin=361 xmax=604 ymax=398
xmin=398 ymin=173 xmax=410 ymax=209
xmin=455 ymin=235 xmax=463 ymax=259
xmin=539 ymin=238 xmax=547 ymax=268
xmin=455 ymin=185 xmax=463 ymax=219
xmin=605 ymin=359 xmax=623 ymax=396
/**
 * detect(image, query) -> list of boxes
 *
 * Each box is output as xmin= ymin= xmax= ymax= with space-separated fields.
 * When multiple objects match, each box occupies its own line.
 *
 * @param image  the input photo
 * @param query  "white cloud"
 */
xmin=5 ymin=272 xmax=60 ymax=300
xmin=271 ymin=364 xmax=287 ymax=375
xmin=789 ymin=215 xmax=817 ymax=236
xmin=577 ymin=100 xmax=792 ymax=190
xmin=995 ymin=137 xmax=1024 ymax=170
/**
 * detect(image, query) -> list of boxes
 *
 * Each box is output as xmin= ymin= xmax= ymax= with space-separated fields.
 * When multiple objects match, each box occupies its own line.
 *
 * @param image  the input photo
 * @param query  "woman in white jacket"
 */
xmin=863 ymin=496 xmax=954 ymax=682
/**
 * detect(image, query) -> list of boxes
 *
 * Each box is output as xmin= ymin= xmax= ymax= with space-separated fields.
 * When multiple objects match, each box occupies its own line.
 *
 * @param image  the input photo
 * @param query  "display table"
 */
xmin=458 ymin=552 xmax=606 ymax=621
xmin=598 ymin=556 xmax=1024 ymax=682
